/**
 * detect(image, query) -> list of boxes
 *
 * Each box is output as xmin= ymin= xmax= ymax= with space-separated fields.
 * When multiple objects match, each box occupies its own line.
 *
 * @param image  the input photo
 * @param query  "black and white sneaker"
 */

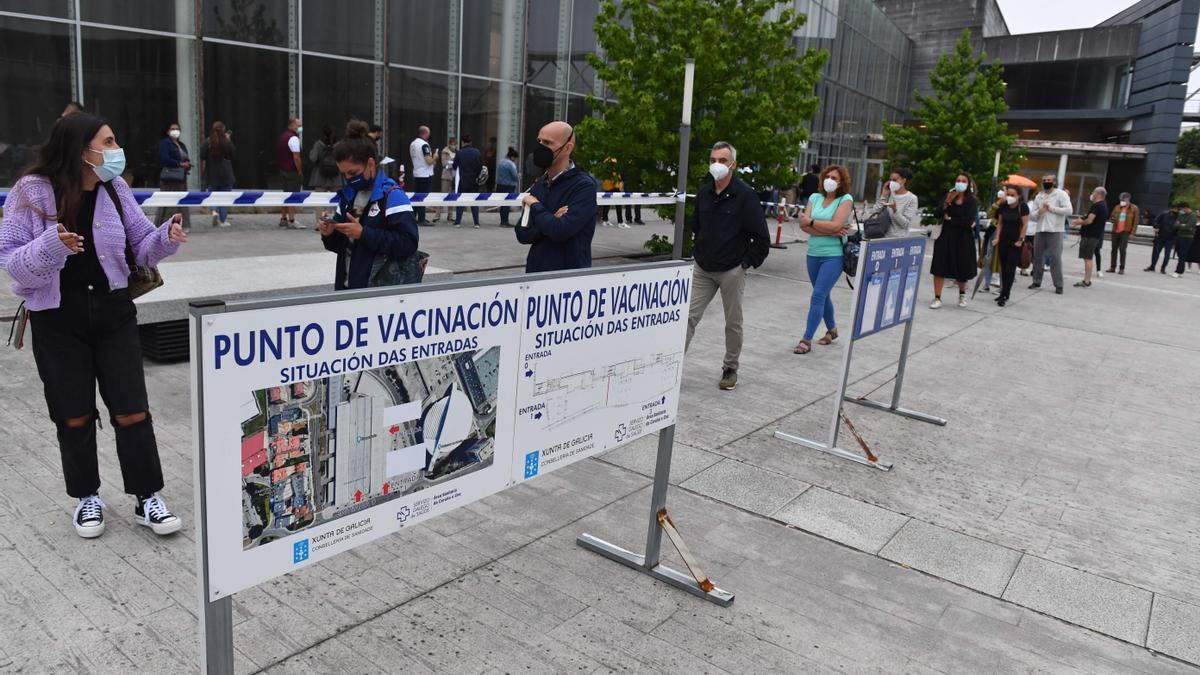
xmin=73 ymin=494 xmax=106 ymax=538
xmin=135 ymin=494 xmax=182 ymax=535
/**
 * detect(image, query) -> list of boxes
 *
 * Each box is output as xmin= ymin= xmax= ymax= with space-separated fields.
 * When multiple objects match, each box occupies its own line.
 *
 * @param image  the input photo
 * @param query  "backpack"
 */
xmin=317 ymin=141 xmax=339 ymax=179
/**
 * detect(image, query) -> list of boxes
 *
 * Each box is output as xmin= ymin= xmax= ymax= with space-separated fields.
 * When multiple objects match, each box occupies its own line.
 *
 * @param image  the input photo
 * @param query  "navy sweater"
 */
xmin=515 ymin=165 xmax=598 ymax=273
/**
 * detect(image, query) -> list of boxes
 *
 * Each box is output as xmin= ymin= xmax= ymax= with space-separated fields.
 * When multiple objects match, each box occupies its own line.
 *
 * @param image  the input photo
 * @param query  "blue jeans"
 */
xmin=805 ymin=255 xmax=842 ymax=340
xmin=496 ymin=183 xmax=516 ymax=224
xmin=208 ymin=184 xmax=231 ymax=222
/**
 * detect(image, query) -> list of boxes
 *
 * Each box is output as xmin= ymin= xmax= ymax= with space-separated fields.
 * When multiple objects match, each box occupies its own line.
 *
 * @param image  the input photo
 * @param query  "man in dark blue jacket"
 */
xmin=516 ymin=121 xmax=597 ymax=273
xmin=451 ymin=134 xmax=483 ymax=227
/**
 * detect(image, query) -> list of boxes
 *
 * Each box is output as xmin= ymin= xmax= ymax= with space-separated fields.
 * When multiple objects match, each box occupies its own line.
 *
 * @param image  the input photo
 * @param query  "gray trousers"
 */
xmin=1031 ymin=231 xmax=1063 ymax=289
xmin=685 ymin=265 xmax=746 ymax=371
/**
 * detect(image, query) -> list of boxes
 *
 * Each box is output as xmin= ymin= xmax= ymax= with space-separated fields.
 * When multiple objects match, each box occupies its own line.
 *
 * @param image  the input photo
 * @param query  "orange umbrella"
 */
xmin=1004 ymin=174 xmax=1037 ymax=188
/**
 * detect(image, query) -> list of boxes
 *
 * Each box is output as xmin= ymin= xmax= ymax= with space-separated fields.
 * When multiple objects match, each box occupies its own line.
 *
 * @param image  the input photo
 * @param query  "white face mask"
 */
xmin=888 ymin=180 xmax=902 ymax=193
xmin=954 ymin=181 xmax=968 ymax=192
xmin=168 ymin=129 xmax=181 ymax=139
xmin=708 ymin=162 xmax=730 ymax=182
xmin=1005 ymin=195 xmax=1018 ymax=206
xmin=823 ymin=177 xmax=839 ymax=193
xmin=1120 ymin=200 xmax=1128 ymax=207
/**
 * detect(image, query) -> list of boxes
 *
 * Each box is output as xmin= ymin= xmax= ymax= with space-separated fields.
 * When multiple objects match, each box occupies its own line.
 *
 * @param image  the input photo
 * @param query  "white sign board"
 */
xmin=192 ymin=263 xmax=690 ymax=599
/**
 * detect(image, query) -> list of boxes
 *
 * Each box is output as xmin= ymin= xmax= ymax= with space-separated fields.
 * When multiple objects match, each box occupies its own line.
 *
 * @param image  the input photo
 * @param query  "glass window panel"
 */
xmin=204 ymin=0 xmax=293 ymax=47
xmin=389 ymin=67 xmax=453 ymax=181
xmin=389 ymin=0 xmax=454 ymax=71
xmin=523 ymin=86 xmax=557 ymax=186
xmin=458 ymin=76 xmax=520 ymax=190
xmin=302 ymin=0 xmax=376 ymax=59
xmin=82 ymin=27 xmax=181 ymax=188
xmin=0 ymin=0 xmax=70 ymax=17
xmin=204 ymin=41 xmax=291 ymax=188
xmin=0 ymin=16 xmax=73 ymax=187
xmin=526 ymin=0 xmax=562 ymax=88
xmin=302 ymin=55 xmax=378 ymax=167
xmin=82 ymin=1 xmax=188 ymax=33
xmin=569 ymin=0 xmax=598 ymax=94
xmin=566 ymin=94 xmax=591 ymax=126
xmin=461 ymin=0 xmax=523 ymax=80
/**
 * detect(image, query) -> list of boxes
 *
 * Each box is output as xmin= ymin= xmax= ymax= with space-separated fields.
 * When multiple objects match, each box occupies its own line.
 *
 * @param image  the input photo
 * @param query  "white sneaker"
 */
xmin=958 ymin=294 xmax=967 ymax=307
xmin=1172 ymin=272 xmax=1181 ymax=278
xmin=216 ymin=220 xmax=231 ymax=228
xmin=136 ymin=494 xmax=182 ymax=536
xmin=929 ymin=298 xmax=942 ymax=309
xmin=210 ymin=211 xmax=220 ymax=227
xmin=1097 ymin=270 xmax=1104 ymax=277
xmin=618 ymin=222 xmax=631 ymax=229
xmin=601 ymin=219 xmax=612 ymax=227
xmin=73 ymin=494 xmax=106 ymax=538
xmin=287 ymin=220 xmax=308 ymax=230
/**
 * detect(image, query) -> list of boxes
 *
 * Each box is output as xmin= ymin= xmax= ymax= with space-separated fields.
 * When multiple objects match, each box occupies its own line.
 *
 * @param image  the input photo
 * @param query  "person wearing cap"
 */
xmin=1106 ymin=192 xmax=1139 ymax=274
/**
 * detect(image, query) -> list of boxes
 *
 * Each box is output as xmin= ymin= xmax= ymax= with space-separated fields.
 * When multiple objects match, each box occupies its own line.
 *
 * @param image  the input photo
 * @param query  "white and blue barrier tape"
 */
xmin=0 ymin=190 xmax=678 ymax=210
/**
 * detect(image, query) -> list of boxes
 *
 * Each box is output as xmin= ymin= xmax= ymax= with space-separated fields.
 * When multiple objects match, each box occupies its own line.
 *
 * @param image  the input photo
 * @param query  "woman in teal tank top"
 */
xmin=795 ymin=165 xmax=854 ymax=354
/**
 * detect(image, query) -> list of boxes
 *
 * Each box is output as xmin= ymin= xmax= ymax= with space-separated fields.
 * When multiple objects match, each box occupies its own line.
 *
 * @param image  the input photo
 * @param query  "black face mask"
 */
xmin=533 ymin=131 xmax=574 ymax=172
xmin=1043 ymin=182 xmax=1054 ymax=190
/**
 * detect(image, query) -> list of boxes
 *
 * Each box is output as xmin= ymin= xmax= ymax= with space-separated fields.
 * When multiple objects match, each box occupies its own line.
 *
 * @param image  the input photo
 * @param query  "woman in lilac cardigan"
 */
xmin=0 ymin=113 xmax=188 ymax=539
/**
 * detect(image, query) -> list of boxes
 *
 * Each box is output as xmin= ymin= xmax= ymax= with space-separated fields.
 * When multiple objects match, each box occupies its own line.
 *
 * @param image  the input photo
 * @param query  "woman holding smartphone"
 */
xmin=0 ymin=113 xmax=188 ymax=538
xmin=318 ymin=120 xmax=420 ymax=290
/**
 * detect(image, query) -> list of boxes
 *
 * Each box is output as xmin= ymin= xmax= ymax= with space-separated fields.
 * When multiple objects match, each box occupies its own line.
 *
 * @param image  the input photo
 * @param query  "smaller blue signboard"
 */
xmin=852 ymin=237 xmax=926 ymax=340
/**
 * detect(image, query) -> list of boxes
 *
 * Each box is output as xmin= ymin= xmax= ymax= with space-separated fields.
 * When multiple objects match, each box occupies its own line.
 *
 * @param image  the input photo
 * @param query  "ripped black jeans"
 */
xmin=29 ymin=286 xmax=164 ymax=498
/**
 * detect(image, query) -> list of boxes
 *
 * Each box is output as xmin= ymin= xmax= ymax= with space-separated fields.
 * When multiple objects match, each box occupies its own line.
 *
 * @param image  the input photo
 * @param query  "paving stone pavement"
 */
xmin=1 ymin=222 xmax=1198 ymax=672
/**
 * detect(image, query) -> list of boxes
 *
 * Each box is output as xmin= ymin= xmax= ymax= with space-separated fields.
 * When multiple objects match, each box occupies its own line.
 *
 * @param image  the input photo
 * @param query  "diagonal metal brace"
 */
xmin=656 ymin=508 xmax=714 ymax=593
xmin=839 ymin=410 xmax=879 ymax=463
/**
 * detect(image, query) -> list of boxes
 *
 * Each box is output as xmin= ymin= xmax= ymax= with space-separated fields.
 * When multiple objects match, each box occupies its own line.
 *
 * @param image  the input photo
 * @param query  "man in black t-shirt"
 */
xmin=1072 ymin=186 xmax=1109 ymax=287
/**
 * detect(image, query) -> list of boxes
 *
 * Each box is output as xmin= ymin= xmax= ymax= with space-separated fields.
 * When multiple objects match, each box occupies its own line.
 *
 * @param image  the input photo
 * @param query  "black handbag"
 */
xmin=862 ymin=206 xmax=891 ymax=239
xmin=160 ymin=166 xmax=186 ymax=183
xmin=103 ymin=182 xmax=165 ymax=299
xmin=842 ymin=210 xmax=863 ymax=288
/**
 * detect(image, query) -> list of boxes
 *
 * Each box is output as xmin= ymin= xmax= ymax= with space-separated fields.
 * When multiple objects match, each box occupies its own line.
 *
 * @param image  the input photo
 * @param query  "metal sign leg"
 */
xmin=844 ymin=320 xmax=947 ymax=426
xmin=577 ymin=425 xmax=734 ymax=606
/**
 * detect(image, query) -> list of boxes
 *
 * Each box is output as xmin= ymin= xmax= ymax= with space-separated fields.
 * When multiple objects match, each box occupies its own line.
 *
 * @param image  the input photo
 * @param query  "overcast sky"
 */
xmin=996 ymin=0 xmax=1136 ymax=34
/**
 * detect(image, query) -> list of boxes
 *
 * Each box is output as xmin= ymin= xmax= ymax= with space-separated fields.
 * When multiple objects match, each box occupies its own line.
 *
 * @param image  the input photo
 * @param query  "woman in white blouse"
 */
xmin=876 ymin=167 xmax=918 ymax=237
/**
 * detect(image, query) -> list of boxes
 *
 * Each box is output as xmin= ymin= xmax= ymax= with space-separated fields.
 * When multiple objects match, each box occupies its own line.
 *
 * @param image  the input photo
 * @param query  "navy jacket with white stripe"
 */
xmin=322 ymin=171 xmax=418 ymax=289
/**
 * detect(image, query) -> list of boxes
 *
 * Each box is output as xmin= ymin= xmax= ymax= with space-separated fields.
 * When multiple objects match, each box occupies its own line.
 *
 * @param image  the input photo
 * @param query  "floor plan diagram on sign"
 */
xmin=527 ymin=351 xmax=682 ymax=430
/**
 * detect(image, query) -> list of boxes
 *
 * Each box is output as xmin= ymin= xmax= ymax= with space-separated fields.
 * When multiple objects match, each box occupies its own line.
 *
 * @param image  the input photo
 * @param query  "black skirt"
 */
xmin=931 ymin=224 xmax=978 ymax=282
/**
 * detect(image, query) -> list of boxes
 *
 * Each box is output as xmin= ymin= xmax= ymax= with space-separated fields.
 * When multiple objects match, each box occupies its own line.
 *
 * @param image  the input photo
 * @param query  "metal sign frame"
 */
xmin=775 ymin=236 xmax=945 ymax=472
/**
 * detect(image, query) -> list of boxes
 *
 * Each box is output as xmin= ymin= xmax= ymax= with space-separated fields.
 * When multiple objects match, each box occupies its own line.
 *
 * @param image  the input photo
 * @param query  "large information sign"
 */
xmin=853 ymin=237 xmax=926 ymax=340
xmin=192 ymin=263 xmax=690 ymax=599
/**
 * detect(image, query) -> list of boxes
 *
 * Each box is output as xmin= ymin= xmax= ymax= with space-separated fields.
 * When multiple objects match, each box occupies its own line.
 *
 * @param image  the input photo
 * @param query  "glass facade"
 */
xmin=790 ymin=0 xmax=913 ymax=198
xmin=0 ymin=0 xmax=598 ymax=189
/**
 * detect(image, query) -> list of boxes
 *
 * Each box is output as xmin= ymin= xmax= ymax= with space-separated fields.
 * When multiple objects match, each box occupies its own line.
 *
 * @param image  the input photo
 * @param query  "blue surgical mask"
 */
xmin=344 ymin=173 xmax=371 ymax=192
xmin=86 ymin=147 xmax=126 ymax=183
xmin=954 ymin=181 xmax=968 ymax=192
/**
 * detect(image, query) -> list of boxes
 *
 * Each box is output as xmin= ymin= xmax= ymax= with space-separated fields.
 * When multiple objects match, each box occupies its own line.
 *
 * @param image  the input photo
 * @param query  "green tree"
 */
xmin=1176 ymin=127 xmax=1200 ymax=168
xmin=576 ymin=0 xmax=826 ymax=206
xmin=883 ymin=30 xmax=1021 ymax=205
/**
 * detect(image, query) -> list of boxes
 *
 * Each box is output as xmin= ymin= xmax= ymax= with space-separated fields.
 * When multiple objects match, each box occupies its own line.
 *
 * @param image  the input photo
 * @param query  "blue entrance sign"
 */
xmin=852 ymin=237 xmax=926 ymax=340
